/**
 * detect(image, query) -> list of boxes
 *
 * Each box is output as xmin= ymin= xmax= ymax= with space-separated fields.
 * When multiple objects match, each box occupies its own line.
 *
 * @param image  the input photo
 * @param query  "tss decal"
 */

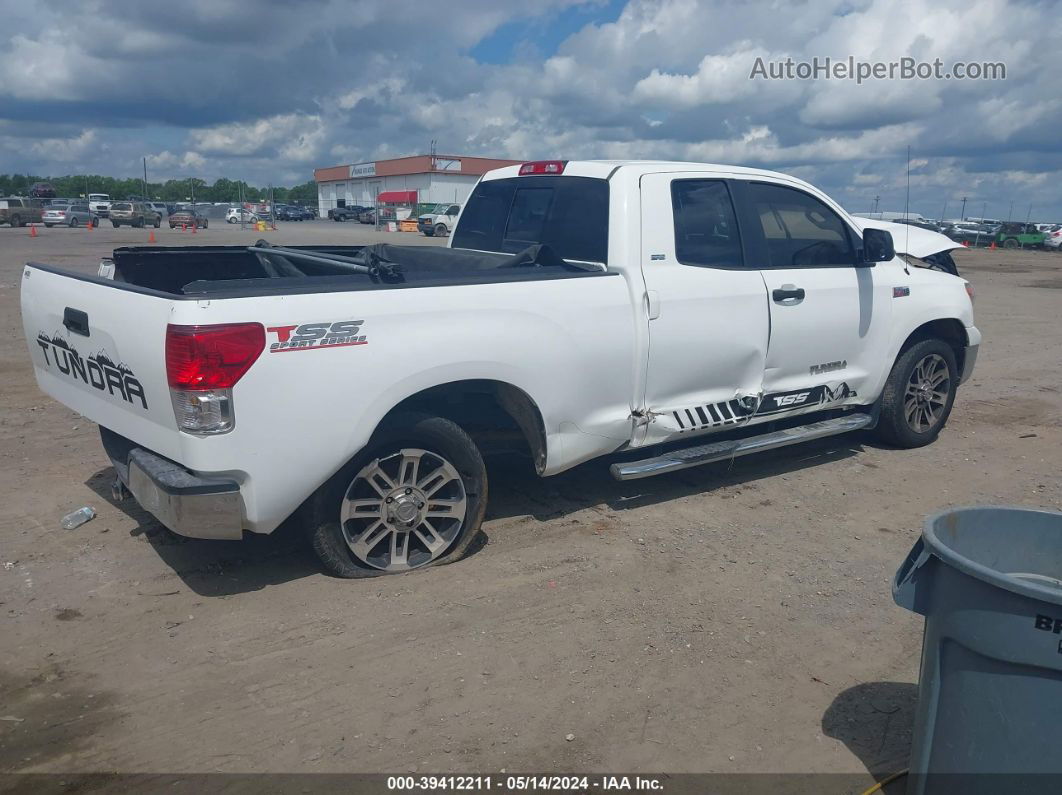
xmin=267 ymin=320 xmax=367 ymax=353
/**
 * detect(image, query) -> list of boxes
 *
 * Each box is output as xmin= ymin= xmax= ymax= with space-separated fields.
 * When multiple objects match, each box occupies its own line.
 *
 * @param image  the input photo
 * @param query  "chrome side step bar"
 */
xmin=610 ymin=413 xmax=875 ymax=481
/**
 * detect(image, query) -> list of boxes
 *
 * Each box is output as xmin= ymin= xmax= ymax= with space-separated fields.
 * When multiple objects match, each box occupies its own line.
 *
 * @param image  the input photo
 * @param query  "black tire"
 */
xmin=10 ymin=215 xmax=21 ymax=227
xmin=154 ymin=217 xmax=161 ymax=228
xmin=69 ymin=217 xmax=78 ymax=228
xmin=112 ymin=221 xmax=120 ymax=228
xmin=876 ymin=338 xmax=959 ymax=448
xmin=434 ymin=223 xmax=448 ymax=237
xmin=44 ymin=224 xmax=54 ymax=228
xmin=1002 ymin=238 xmax=1019 ymax=249
xmin=202 ymin=220 xmax=208 ymax=229
xmin=308 ymin=413 xmax=488 ymax=578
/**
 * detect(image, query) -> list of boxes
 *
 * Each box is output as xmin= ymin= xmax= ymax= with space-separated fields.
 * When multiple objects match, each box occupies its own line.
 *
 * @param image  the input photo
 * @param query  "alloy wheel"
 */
xmin=340 ymin=448 xmax=467 ymax=572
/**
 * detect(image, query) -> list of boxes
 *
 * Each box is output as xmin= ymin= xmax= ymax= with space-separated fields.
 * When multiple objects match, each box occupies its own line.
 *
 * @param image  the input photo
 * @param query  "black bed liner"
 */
xmin=110 ymin=242 xmax=608 ymax=297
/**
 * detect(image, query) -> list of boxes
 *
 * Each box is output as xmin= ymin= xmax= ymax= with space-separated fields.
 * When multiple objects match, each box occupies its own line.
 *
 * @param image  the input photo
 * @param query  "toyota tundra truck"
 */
xmin=21 ymin=160 xmax=979 ymax=578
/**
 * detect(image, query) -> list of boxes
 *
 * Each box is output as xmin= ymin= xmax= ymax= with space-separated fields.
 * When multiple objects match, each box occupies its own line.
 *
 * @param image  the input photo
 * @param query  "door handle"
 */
xmin=772 ymin=286 xmax=805 ymax=302
xmin=63 ymin=307 xmax=90 ymax=337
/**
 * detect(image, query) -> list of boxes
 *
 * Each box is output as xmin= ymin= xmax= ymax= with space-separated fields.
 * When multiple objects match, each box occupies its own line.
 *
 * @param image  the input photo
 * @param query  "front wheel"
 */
xmin=876 ymin=339 xmax=959 ymax=448
xmin=44 ymin=224 xmax=54 ymax=228
xmin=9 ymin=215 xmax=21 ymax=227
xmin=1002 ymin=238 xmax=1019 ymax=249
xmin=202 ymin=220 xmax=208 ymax=229
xmin=434 ymin=223 xmax=448 ymax=237
xmin=69 ymin=217 xmax=79 ymax=227
xmin=154 ymin=217 xmax=161 ymax=228
xmin=309 ymin=414 xmax=487 ymax=577
xmin=112 ymin=221 xmax=120 ymax=228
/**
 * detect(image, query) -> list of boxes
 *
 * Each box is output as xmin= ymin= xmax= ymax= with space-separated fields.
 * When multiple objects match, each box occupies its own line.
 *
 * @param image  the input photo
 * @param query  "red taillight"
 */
xmin=519 ymin=160 xmax=567 ymax=175
xmin=166 ymin=323 xmax=265 ymax=390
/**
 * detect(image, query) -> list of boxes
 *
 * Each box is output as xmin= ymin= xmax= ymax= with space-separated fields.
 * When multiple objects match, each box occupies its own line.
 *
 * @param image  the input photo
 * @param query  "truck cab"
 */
xmin=88 ymin=193 xmax=111 ymax=218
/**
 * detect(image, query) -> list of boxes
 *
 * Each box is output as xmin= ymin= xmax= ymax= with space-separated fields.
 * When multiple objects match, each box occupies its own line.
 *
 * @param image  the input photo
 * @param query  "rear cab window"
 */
xmin=451 ymin=175 xmax=609 ymax=266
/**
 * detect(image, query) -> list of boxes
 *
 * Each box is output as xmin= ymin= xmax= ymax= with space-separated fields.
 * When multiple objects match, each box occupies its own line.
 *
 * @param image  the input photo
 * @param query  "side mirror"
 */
xmin=861 ymin=227 xmax=895 ymax=265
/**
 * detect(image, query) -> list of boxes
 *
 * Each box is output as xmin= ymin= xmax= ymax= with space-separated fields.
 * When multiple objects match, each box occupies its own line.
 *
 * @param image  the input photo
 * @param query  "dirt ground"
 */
xmin=1 ymin=221 xmax=1060 ymax=785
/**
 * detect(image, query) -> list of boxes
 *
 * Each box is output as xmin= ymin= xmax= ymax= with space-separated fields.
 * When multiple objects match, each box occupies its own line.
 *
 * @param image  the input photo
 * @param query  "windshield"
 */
xmin=89 ymin=194 xmax=109 ymax=201
xmin=112 ymin=203 xmax=132 ymax=210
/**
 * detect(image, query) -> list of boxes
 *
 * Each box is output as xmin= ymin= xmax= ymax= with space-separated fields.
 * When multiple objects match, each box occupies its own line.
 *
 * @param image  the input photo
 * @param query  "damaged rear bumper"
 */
xmin=103 ymin=428 xmax=244 ymax=540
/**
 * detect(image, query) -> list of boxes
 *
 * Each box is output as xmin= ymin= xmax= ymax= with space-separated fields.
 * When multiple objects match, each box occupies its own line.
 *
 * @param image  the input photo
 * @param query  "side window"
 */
xmin=671 ymin=179 xmax=744 ymax=267
xmin=747 ymin=182 xmax=856 ymax=267
xmin=447 ymin=205 xmax=459 ymax=216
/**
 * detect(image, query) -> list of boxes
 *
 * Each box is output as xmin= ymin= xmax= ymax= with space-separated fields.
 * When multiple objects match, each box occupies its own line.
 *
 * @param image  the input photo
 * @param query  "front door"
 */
xmin=637 ymin=173 xmax=770 ymax=447
xmin=736 ymin=180 xmax=892 ymax=419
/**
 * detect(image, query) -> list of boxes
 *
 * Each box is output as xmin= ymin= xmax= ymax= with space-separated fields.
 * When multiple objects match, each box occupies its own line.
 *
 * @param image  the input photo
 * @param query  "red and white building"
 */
xmin=313 ymin=154 xmax=521 ymax=216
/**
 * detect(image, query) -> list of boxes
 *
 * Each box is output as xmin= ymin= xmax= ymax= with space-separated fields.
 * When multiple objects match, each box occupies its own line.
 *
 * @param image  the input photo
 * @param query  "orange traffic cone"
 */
xmin=30 ymin=224 xmax=37 ymax=238
xmin=87 ymin=218 xmax=93 ymax=230
xmin=989 ymin=241 xmax=997 ymax=250
xmin=191 ymin=222 xmax=197 ymax=235
xmin=181 ymin=223 xmax=187 ymax=232
xmin=148 ymin=229 xmax=156 ymax=243
xmin=962 ymin=240 xmax=969 ymax=247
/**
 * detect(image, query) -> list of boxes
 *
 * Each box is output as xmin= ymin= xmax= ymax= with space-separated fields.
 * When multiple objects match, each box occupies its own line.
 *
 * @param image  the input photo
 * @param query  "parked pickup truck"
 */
xmin=21 ymin=160 xmax=979 ymax=578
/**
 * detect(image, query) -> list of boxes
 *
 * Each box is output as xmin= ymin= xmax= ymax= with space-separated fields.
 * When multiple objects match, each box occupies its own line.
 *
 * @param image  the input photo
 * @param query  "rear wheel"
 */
xmin=44 ymin=223 xmax=54 ymax=228
xmin=153 ymin=216 xmax=161 ymax=228
xmin=69 ymin=217 xmax=79 ymax=228
xmin=112 ymin=221 xmax=120 ymax=228
xmin=309 ymin=414 xmax=487 ymax=578
xmin=876 ymin=339 xmax=958 ymax=448
xmin=10 ymin=215 xmax=21 ymax=227
xmin=202 ymin=220 xmax=208 ymax=229
xmin=1003 ymin=238 xmax=1019 ymax=249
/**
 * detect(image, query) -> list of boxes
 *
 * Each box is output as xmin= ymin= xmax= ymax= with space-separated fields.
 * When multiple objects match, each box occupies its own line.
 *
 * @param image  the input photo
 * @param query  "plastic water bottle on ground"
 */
xmin=60 ymin=507 xmax=97 ymax=530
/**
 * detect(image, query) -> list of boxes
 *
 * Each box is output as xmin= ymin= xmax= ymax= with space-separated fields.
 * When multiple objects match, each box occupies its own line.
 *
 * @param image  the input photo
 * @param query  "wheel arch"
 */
xmin=898 ymin=318 xmax=968 ymax=373
xmin=380 ymin=379 xmax=547 ymax=475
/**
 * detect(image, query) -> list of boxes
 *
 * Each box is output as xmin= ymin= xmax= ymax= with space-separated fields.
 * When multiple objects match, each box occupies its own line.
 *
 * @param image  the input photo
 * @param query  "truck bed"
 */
xmin=77 ymin=242 xmax=606 ymax=298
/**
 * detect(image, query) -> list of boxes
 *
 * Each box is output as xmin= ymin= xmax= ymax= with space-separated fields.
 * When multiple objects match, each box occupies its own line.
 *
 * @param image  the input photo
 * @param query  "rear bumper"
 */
xmin=115 ymin=445 xmax=245 ymax=540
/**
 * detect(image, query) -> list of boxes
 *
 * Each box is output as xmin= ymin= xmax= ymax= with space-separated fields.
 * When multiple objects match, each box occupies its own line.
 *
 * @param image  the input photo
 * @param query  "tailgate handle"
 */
xmin=63 ymin=307 xmax=90 ymax=337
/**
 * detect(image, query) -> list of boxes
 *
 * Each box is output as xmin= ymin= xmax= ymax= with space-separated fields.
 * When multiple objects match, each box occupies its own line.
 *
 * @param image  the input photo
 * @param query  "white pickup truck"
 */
xmin=21 ymin=160 xmax=978 ymax=577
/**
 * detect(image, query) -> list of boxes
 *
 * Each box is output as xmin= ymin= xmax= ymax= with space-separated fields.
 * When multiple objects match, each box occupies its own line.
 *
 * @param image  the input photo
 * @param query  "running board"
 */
xmin=610 ymin=413 xmax=874 ymax=481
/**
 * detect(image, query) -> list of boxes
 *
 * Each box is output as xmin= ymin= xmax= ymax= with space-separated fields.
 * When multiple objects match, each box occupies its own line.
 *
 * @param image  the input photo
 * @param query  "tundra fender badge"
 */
xmin=893 ymin=286 xmax=911 ymax=298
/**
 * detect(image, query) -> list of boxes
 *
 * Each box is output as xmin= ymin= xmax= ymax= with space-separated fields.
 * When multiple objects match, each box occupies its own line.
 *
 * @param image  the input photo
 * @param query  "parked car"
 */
xmin=42 ymin=202 xmax=99 ymax=228
xmin=110 ymin=202 xmax=161 ymax=228
xmin=945 ymin=222 xmax=998 ymax=246
xmin=358 ymin=208 xmax=376 ymax=224
xmin=21 ymin=159 xmax=978 ymax=577
xmin=995 ymin=222 xmax=1045 ymax=249
xmin=88 ymin=193 xmax=111 ymax=218
xmin=29 ymin=182 xmax=57 ymax=199
xmin=168 ymin=208 xmax=208 ymax=229
xmin=418 ymin=203 xmax=462 ymax=236
xmin=148 ymin=202 xmax=168 ymax=217
xmin=165 ymin=203 xmax=180 ymax=215
xmin=0 ymin=197 xmax=44 ymax=226
xmin=225 ymin=207 xmax=259 ymax=224
xmin=1044 ymin=228 xmax=1062 ymax=250
xmin=328 ymin=205 xmax=367 ymax=222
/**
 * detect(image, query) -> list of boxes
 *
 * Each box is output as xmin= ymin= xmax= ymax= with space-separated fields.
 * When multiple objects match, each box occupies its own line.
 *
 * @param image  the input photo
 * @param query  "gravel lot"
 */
xmin=1 ymin=221 xmax=1060 ymax=785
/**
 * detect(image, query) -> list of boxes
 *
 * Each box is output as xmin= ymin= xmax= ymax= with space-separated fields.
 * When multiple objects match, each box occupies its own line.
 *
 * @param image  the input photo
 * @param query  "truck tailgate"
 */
xmin=21 ymin=266 xmax=181 ymax=460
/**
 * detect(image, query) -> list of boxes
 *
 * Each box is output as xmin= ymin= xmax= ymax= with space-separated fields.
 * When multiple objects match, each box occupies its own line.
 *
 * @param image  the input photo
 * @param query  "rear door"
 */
xmin=20 ymin=266 xmax=181 ymax=459
xmin=735 ymin=180 xmax=892 ymax=416
xmin=637 ymin=173 xmax=769 ymax=446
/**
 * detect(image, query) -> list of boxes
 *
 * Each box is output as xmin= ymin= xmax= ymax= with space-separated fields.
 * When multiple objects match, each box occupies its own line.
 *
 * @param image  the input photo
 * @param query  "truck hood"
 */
xmin=851 ymin=218 xmax=962 ymax=259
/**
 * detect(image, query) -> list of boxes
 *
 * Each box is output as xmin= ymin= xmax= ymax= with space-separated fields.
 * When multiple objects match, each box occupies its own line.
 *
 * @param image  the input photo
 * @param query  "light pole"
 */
xmin=959 ymin=196 xmax=968 ymax=222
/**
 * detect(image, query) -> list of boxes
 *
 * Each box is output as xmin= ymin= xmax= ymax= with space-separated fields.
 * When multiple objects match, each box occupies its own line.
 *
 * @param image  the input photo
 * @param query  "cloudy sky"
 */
xmin=2 ymin=0 xmax=1060 ymax=218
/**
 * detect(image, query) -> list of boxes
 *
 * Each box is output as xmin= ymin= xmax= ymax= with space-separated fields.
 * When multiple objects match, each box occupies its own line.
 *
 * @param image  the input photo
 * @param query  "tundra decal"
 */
xmin=35 ymin=333 xmax=147 ymax=409
xmin=266 ymin=320 xmax=367 ymax=353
